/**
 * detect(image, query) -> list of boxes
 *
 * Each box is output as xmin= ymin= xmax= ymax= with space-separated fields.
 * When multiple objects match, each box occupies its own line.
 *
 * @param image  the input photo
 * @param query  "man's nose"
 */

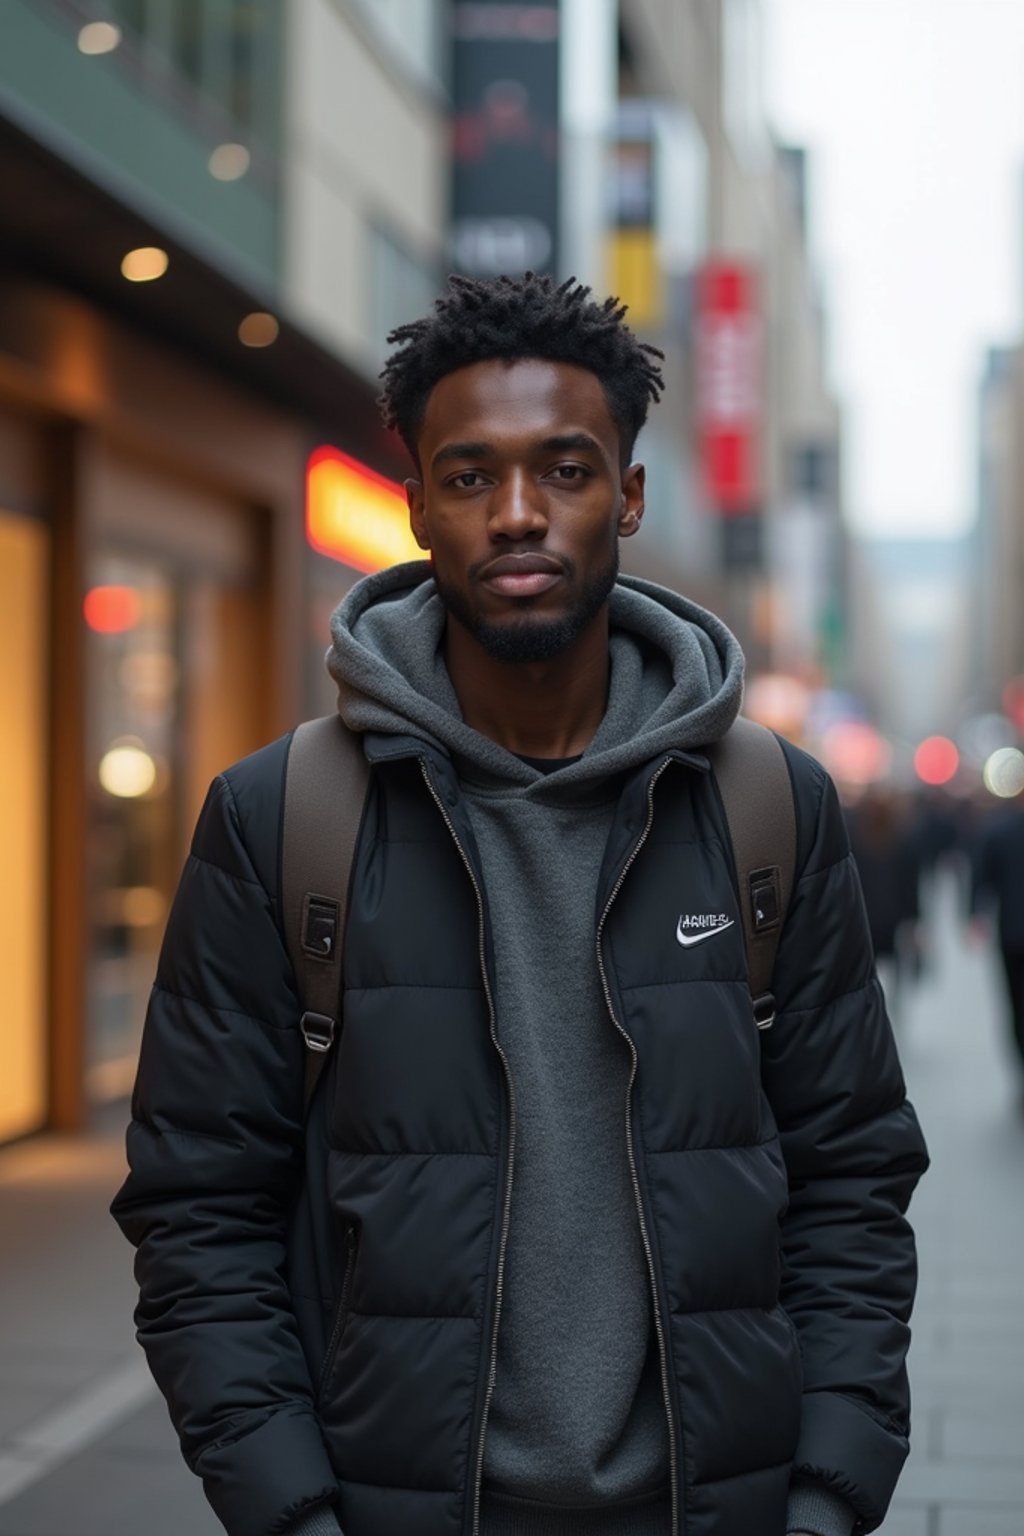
xmin=488 ymin=469 xmax=548 ymax=537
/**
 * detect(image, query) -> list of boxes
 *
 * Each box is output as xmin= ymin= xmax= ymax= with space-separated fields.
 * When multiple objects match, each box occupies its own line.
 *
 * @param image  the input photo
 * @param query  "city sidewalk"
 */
xmin=0 ymin=1116 xmax=219 ymax=1536
xmin=880 ymin=876 xmax=1024 ymax=1536
xmin=0 ymin=876 xmax=1022 ymax=1536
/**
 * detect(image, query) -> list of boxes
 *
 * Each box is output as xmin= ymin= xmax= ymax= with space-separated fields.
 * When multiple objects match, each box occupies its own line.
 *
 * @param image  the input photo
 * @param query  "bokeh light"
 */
xmin=99 ymin=743 xmax=157 ymax=799
xmin=208 ymin=143 xmax=251 ymax=181
xmin=238 ymin=312 xmax=279 ymax=348
xmin=820 ymin=720 xmax=892 ymax=786
xmin=78 ymin=22 xmax=121 ymax=55
xmin=914 ymin=735 xmax=959 ymax=786
xmin=982 ymin=747 xmax=1024 ymax=799
xmin=121 ymin=247 xmax=169 ymax=283
xmin=84 ymin=585 xmax=141 ymax=634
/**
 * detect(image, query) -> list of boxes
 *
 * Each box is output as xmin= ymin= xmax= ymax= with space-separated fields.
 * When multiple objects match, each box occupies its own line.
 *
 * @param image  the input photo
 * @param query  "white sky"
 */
xmin=764 ymin=0 xmax=1024 ymax=537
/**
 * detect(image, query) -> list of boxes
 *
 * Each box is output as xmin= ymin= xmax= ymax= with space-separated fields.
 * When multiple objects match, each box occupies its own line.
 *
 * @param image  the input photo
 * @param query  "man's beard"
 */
xmin=434 ymin=543 xmax=619 ymax=665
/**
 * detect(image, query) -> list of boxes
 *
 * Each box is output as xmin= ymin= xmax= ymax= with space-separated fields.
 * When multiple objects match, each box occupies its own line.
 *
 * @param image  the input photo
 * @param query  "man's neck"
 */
xmin=446 ymin=614 xmax=610 ymax=759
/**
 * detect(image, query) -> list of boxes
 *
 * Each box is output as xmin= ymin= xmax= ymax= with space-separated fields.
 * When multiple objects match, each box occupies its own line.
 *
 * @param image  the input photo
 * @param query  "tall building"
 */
xmin=597 ymin=0 xmax=846 ymax=672
xmin=971 ymin=345 xmax=1024 ymax=715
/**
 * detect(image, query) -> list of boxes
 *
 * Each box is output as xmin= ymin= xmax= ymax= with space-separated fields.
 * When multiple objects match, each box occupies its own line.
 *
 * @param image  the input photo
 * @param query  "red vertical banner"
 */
xmin=695 ymin=262 xmax=761 ymax=515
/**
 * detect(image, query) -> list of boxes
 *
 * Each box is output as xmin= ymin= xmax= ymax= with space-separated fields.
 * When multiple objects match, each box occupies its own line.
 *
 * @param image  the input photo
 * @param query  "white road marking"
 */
xmin=0 ymin=1356 xmax=156 ymax=1506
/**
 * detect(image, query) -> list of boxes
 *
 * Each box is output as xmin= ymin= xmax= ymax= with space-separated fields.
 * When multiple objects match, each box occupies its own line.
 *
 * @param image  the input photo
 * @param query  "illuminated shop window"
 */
xmin=0 ymin=512 xmax=49 ymax=1141
xmin=84 ymin=558 xmax=177 ymax=1103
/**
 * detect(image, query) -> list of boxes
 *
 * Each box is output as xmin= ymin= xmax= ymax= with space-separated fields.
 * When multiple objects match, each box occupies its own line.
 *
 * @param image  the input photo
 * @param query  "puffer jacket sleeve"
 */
xmin=762 ymin=744 xmax=929 ymax=1534
xmin=110 ymin=749 xmax=341 ymax=1536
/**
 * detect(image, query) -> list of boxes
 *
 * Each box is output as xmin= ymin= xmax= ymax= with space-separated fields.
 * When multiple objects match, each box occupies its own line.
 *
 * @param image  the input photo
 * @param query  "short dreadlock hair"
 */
xmin=379 ymin=272 xmax=665 ymax=468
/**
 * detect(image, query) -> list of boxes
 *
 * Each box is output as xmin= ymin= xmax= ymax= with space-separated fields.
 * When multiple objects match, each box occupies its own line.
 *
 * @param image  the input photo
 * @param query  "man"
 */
xmin=112 ymin=273 xmax=928 ymax=1536
xmin=971 ymin=800 xmax=1024 ymax=1089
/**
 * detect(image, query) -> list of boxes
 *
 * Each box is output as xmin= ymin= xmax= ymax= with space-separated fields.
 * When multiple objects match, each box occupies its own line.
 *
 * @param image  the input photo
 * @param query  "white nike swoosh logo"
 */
xmin=676 ymin=918 xmax=735 ymax=947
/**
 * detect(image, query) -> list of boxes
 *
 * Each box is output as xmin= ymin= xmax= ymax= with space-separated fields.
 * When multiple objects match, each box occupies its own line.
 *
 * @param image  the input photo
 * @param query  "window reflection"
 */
xmin=85 ymin=556 xmax=178 ymax=1104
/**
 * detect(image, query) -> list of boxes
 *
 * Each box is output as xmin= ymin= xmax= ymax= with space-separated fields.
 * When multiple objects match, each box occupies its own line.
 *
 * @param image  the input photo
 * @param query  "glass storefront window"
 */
xmin=84 ymin=555 xmax=179 ymax=1103
xmin=83 ymin=450 xmax=266 ymax=1109
xmin=0 ymin=511 xmax=50 ymax=1141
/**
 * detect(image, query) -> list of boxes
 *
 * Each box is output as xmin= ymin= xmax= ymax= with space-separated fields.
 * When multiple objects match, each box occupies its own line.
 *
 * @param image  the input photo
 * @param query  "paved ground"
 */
xmin=0 ymin=874 xmax=1021 ymax=1536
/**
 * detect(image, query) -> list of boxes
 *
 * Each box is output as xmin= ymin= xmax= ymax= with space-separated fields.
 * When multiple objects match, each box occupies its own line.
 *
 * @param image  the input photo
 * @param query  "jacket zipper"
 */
xmin=418 ymin=760 xmax=515 ymax=1536
xmin=595 ymin=758 xmax=680 ymax=1536
xmin=317 ymin=1226 xmax=358 ymax=1403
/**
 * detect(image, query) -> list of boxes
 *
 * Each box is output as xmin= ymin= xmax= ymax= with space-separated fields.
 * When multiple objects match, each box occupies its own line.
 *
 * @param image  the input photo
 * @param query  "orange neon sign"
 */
xmin=306 ymin=446 xmax=422 ymax=573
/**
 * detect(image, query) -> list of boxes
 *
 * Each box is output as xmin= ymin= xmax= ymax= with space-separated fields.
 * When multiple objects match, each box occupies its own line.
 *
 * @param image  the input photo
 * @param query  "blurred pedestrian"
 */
xmin=848 ymin=786 xmax=923 ymax=1021
xmin=907 ymin=786 xmax=961 ymax=915
xmin=111 ymin=274 xmax=926 ymax=1536
xmin=970 ymin=801 xmax=1024 ymax=1082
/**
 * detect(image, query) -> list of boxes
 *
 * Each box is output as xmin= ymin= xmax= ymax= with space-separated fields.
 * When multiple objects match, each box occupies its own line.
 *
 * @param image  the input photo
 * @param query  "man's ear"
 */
xmin=618 ymin=463 xmax=645 ymax=538
xmin=406 ymin=479 xmax=429 ymax=550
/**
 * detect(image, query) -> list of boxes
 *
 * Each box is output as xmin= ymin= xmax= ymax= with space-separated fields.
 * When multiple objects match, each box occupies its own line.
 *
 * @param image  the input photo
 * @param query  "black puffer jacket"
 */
xmin=111 ymin=729 xmax=927 ymax=1536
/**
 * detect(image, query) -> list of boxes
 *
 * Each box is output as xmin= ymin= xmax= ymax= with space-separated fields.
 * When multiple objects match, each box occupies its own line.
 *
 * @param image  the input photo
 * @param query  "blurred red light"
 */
xmin=914 ymin=735 xmax=959 ymax=786
xmin=1003 ymin=677 xmax=1024 ymax=732
xmin=821 ymin=720 xmax=891 ymax=786
xmin=84 ymin=585 xmax=141 ymax=634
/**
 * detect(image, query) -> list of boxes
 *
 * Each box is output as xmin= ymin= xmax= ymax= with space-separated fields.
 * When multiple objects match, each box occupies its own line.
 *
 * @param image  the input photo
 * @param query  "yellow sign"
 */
xmin=607 ymin=229 xmax=663 ymax=331
xmin=306 ymin=447 xmax=422 ymax=573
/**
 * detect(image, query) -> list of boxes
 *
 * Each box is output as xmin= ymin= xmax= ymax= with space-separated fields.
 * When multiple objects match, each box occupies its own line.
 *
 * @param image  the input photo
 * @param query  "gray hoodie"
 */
xmin=327 ymin=560 xmax=744 ymax=794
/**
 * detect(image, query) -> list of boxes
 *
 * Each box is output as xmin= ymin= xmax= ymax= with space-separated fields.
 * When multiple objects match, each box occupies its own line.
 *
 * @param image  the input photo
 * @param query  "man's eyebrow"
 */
xmin=431 ymin=441 xmax=494 ymax=467
xmin=430 ymin=432 xmax=604 ymax=469
xmin=540 ymin=432 xmax=603 ymax=454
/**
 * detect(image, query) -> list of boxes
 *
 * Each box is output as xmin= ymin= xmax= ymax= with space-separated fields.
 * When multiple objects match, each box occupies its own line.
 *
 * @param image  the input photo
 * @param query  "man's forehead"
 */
xmin=419 ymin=357 xmax=617 ymax=445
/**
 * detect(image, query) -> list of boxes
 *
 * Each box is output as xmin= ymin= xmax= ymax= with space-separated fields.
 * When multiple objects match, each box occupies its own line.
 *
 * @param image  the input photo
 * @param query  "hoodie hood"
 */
xmin=326 ymin=560 xmax=743 ymax=796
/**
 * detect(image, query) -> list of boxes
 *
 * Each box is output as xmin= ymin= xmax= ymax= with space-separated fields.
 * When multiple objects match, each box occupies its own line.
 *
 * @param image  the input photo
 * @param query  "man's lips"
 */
xmin=479 ymin=555 xmax=565 ymax=597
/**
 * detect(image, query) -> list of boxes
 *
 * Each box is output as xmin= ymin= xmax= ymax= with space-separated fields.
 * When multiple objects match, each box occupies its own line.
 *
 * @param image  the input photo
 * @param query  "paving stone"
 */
xmin=0 ymin=1440 xmax=221 ymax=1536
xmin=898 ymin=1458 xmax=1024 ymax=1504
xmin=0 ymin=1348 xmax=129 ymax=1393
xmin=88 ymin=1396 xmax=179 ymax=1457
xmin=941 ymin=1410 xmax=1024 ymax=1465
xmin=938 ymin=1508 xmax=1024 ymax=1536
xmin=0 ymin=1388 xmax=65 ymax=1450
xmin=875 ymin=1505 xmax=930 ymax=1536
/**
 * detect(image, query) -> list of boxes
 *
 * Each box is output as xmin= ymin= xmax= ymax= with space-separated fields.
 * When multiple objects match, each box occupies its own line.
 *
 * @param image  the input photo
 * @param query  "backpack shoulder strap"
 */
xmin=708 ymin=716 xmax=796 ymax=1030
xmin=282 ymin=715 xmax=370 ymax=1113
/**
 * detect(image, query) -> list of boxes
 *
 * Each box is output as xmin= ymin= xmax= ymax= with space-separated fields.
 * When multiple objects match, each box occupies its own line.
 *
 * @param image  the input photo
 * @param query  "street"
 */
xmin=1 ymin=874 xmax=1021 ymax=1536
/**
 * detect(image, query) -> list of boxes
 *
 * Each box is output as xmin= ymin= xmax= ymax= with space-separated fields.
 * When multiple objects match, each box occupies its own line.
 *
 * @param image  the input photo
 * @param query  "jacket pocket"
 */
xmin=316 ymin=1226 xmax=358 ymax=1405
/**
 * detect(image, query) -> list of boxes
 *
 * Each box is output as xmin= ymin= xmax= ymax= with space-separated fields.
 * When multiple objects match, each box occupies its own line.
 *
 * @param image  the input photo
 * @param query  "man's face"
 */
xmin=406 ymin=358 xmax=644 ymax=665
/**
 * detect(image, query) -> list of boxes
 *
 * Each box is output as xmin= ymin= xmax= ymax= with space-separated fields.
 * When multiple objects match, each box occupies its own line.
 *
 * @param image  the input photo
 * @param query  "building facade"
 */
xmin=606 ymin=0 xmax=845 ymax=675
xmin=971 ymin=345 xmax=1024 ymax=717
xmin=0 ymin=0 xmax=448 ymax=1142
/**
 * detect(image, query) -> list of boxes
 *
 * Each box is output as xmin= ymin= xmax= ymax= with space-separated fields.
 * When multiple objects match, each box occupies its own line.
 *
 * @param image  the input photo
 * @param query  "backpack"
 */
xmin=281 ymin=715 xmax=796 ymax=1112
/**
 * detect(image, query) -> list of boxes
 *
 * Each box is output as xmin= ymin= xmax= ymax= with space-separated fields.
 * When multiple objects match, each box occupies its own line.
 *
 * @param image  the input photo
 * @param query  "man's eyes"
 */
xmin=446 ymin=464 xmax=589 ymax=489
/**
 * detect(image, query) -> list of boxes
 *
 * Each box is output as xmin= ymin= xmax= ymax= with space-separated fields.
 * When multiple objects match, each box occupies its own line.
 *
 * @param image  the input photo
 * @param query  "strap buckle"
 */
xmin=300 ymin=1011 xmax=336 ymax=1053
xmin=752 ymin=992 xmax=776 ymax=1032
xmin=749 ymin=867 xmax=782 ymax=933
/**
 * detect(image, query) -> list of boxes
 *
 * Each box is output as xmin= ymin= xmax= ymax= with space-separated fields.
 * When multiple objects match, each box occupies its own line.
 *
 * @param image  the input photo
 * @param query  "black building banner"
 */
xmin=450 ymin=1 xmax=560 ymax=279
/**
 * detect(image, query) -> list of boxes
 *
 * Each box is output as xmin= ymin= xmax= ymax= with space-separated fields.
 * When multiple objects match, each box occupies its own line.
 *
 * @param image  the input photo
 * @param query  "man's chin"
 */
xmin=436 ymin=553 xmax=618 ymax=667
xmin=473 ymin=615 xmax=581 ymax=665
